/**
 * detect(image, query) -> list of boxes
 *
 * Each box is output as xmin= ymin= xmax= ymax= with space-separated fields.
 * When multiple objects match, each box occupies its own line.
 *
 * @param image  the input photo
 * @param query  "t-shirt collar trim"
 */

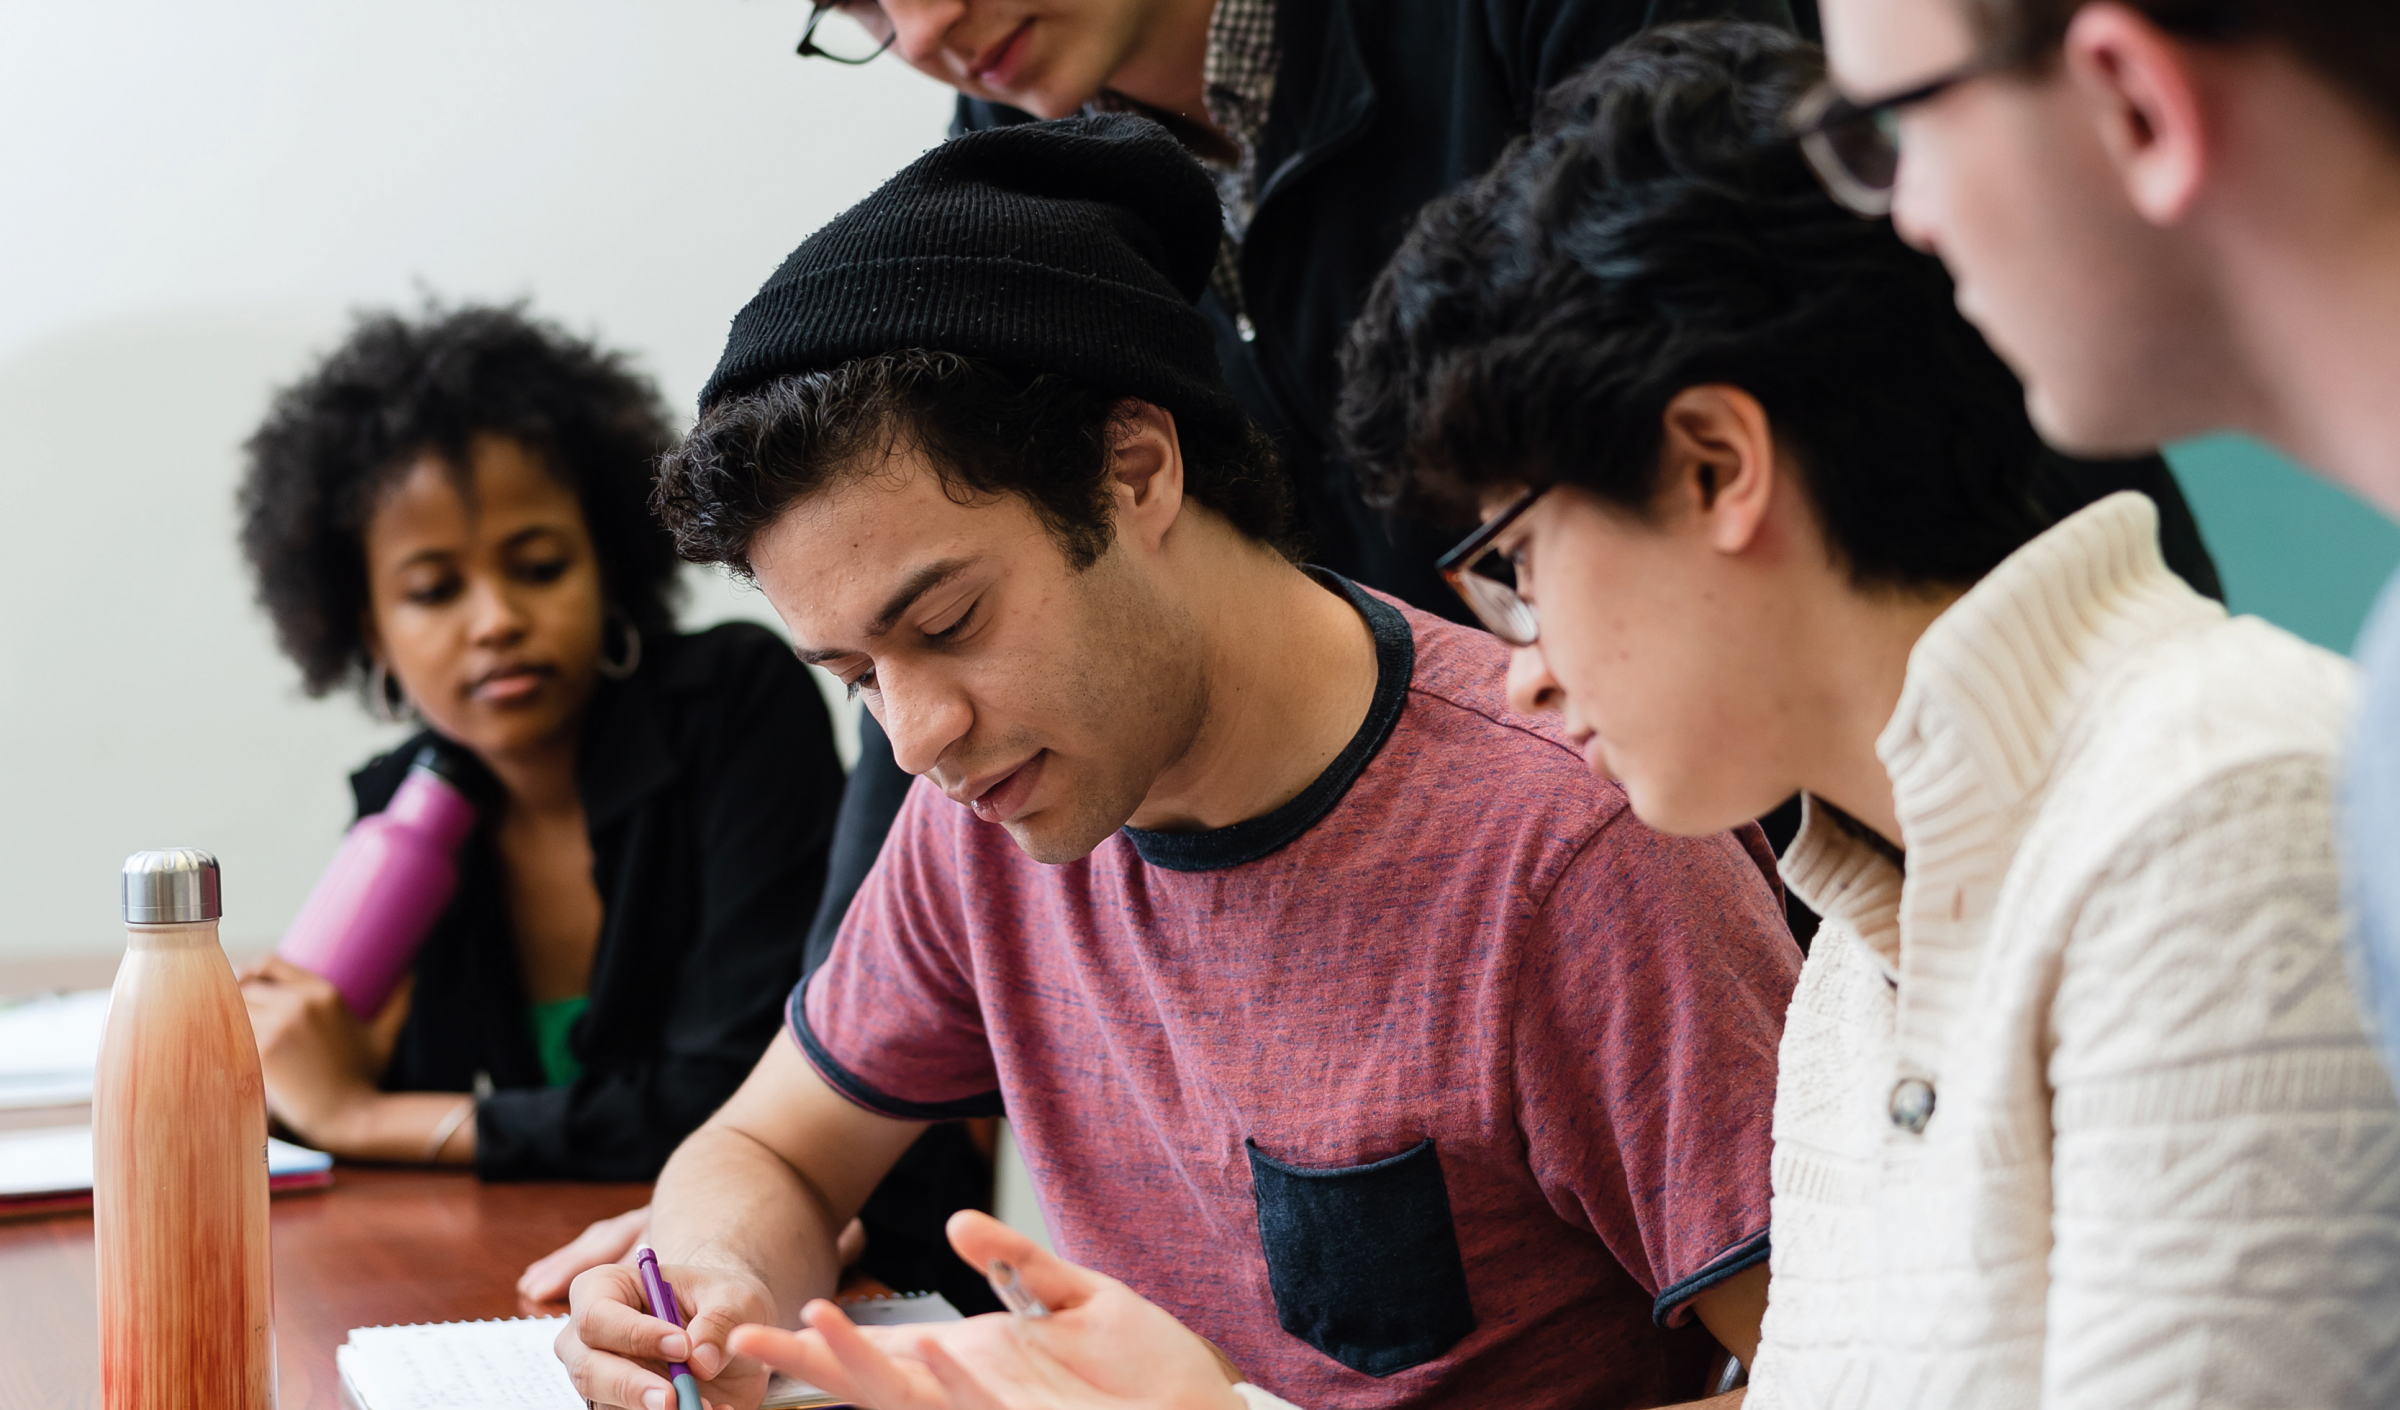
xmin=1121 ymin=569 xmax=1412 ymax=872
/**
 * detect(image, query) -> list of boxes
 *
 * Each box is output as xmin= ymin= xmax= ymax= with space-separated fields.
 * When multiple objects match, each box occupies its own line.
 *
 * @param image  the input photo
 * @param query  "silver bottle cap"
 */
xmin=122 ymin=849 xmax=222 ymax=924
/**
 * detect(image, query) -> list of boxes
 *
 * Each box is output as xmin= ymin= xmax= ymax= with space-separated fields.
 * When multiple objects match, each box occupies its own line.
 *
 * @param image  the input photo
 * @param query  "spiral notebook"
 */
xmin=336 ymin=1293 xmax=960 ymax=1410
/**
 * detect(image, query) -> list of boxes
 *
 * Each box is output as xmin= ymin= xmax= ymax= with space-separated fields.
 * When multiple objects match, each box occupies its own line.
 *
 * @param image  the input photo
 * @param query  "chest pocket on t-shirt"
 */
xmin=1244 ymin=1137 xmax=1476 ymax=1377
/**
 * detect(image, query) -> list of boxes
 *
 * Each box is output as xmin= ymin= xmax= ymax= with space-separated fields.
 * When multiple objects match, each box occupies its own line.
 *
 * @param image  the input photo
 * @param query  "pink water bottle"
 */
xmin=277 ymin=742 xmax=483 ymax=1019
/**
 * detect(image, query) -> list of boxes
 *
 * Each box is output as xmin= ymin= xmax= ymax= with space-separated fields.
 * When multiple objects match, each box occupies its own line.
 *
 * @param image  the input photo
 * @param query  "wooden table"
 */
xmin=0 ymin=1166 xmax=651 ymax=1409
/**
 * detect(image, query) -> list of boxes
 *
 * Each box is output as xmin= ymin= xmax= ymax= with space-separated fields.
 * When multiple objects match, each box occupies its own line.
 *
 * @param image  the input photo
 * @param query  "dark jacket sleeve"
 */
xmin=802 ymin=710 xmax=914 ymax=980
xmin=475 ymin=627 xmax=844 ymax=1181
xmin=788 ymin=711 xmax=1005 ymax=1314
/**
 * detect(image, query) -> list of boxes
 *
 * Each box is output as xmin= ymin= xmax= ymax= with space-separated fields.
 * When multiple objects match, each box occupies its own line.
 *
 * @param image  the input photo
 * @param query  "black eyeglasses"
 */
xmin=1794 ymin=1 xmax=2256 ymax=217
xmin=1792 ymin=57 xmax=2003 ymax=217
xmin=797 ymin=0 xmax=897 ymax=64
xmin=1436 ymin=485 xmax=1547 ymax=647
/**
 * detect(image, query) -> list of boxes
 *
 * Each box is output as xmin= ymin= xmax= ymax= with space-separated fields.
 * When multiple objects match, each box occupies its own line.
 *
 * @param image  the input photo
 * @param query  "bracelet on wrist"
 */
xmin=421 ymin=1096 xmax=476 ymax=1163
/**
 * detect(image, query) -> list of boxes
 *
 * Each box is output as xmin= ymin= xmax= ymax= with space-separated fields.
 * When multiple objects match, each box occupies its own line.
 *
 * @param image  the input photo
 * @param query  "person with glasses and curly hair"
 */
xmin=233 ymin=303 xmax=849 ymax=1200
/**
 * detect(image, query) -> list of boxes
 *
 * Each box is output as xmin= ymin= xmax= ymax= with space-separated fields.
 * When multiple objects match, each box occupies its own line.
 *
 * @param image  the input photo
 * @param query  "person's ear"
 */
xmin=1657 ymin=385 xmax=1777 ymax=557
xmin=2062 ymin=3 xmax=2212 ymax=224
xmin=1108 ymin=400 xmax=1187 ymax=553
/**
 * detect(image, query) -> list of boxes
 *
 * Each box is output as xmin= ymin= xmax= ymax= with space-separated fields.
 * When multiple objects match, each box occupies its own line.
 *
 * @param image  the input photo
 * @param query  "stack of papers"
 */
xmin=0 ymin=989 xmax=110 ymax=1109
xmin=0 ymin=1124 xmax=333 ymax=1218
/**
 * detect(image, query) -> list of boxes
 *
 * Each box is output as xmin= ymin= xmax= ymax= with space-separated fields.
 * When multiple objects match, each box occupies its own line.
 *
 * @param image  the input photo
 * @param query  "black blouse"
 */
xmin=355 ymin=622 xmax=842 ymax=1181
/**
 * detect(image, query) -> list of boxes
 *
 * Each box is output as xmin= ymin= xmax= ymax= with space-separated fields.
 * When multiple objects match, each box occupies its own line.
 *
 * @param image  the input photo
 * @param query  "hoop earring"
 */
xmin=596 ymin=607 xmax=642 ymax=681
xmin=367 ymin=660 xmax=414 ymax=724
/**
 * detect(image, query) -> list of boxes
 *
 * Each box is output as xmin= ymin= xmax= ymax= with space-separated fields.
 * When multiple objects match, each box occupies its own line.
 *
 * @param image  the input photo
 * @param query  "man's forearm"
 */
xmin=647 ymin=1121 xmax=849 ymax=1327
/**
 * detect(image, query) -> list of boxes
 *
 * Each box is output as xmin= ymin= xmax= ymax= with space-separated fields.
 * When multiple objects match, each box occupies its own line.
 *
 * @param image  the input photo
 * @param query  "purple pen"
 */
xmin=635 ymin=1246 xmax=704 ymax=1410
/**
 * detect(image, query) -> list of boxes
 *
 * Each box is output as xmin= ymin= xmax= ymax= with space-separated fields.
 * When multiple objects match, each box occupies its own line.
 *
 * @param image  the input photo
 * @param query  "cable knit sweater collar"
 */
xmin=1783 ymin=493 xmax=2220 ymax=1061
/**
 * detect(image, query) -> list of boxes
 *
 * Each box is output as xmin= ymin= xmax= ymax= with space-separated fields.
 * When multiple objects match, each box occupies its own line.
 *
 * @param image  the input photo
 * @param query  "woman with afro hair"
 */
xmin=235 ymin=301 xmax=844 ymax=1185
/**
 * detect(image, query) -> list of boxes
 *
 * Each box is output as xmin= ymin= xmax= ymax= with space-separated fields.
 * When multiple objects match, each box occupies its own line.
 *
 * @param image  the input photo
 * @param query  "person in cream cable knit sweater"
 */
xmin=719 ymin=26 xmax=2400 ymax=1410
xmin=1750 ymin=491 xmax=2400 ymax=1407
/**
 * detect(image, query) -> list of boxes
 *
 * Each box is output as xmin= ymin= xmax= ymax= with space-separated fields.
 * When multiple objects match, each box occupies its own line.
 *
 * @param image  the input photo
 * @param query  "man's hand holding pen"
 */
xmin=559 ymin=1257 xmax=778 ymax=1410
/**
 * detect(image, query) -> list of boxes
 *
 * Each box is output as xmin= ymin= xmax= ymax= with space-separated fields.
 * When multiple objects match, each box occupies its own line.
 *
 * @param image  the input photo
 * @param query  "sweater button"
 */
xmin=1889 ymin=1078 xmax=1936 ymax=1134
xmin=1236 ymin=314 xmax=1257 ymax=343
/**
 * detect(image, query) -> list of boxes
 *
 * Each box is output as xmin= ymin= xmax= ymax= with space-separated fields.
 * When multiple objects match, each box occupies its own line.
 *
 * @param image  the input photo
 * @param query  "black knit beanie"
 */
xmin=697 ymin=112 xmax=1246 ymax=447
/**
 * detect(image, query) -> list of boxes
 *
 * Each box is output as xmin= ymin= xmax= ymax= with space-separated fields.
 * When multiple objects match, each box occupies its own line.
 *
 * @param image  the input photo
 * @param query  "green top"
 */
xmin=525 ymin=995 xmax=590 ymax=1088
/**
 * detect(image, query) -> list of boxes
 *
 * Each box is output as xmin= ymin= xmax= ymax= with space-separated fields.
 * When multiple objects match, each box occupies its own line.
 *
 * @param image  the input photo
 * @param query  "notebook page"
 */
xmin=341 ymin=1318 xmax=583 ymax=1410
xmin=339 ymin=1316 xmax=846 ymax=1410
xmin=337 ymin=1295 xmax=960 ymax=1410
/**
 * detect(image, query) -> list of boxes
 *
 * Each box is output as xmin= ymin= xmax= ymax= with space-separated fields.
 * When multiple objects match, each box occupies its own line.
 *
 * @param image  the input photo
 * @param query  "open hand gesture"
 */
xmin=730 ymin=1211 xmax=1248 ymax=1410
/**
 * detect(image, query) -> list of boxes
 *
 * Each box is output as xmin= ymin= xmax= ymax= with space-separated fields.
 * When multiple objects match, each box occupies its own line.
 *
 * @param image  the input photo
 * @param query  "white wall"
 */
xmin=0 ymin=1 xmax=952 ymax=960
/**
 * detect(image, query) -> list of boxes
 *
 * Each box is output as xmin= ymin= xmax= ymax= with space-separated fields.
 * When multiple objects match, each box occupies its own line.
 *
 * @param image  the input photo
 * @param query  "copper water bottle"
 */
xmin=95 ymin=850 xmax=275 ymax=1409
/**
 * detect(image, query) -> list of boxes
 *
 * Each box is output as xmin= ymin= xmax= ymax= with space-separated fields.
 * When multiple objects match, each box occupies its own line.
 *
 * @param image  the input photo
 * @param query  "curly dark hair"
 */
xmin=240 ymin=301 xmax=685 ymax=698
xmin=652 ymin=350 xmax=1294 ymax=577
xmin=1339 ymin=22 xmax=2049 ymax=591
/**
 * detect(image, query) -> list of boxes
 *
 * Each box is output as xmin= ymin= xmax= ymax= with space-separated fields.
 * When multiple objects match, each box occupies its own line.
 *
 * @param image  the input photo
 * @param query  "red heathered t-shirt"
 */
xmin=800 ymin=578 xmax=1798 ymax=1410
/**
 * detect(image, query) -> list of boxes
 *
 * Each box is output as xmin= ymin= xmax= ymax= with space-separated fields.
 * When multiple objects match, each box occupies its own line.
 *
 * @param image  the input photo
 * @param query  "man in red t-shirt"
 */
xmin=559 ymin=114 xmax=1797 ymax=1410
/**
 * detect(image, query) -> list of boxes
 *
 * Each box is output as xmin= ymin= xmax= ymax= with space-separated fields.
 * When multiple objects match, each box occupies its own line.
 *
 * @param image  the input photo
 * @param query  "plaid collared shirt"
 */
xmin=1199 ymin=0 xmax=1278 ymax=324
xmin=1202 ymin=0 xmax=1278 ymax=240
xmin=1089 ymin=0 xmax=1279 ymax=327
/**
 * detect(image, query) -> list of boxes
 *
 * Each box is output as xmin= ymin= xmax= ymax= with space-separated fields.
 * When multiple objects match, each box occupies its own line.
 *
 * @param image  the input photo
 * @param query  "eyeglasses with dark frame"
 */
xmin=1792 ymin=56 xmax=2004 ymax=217
xmin=797 ymin=0 xmax=897 ymax=64
xmin=1792 ymin=1 xmax=2255 ymax=218
xmin=1437 ymin=484 xmax=1548 ymax=647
